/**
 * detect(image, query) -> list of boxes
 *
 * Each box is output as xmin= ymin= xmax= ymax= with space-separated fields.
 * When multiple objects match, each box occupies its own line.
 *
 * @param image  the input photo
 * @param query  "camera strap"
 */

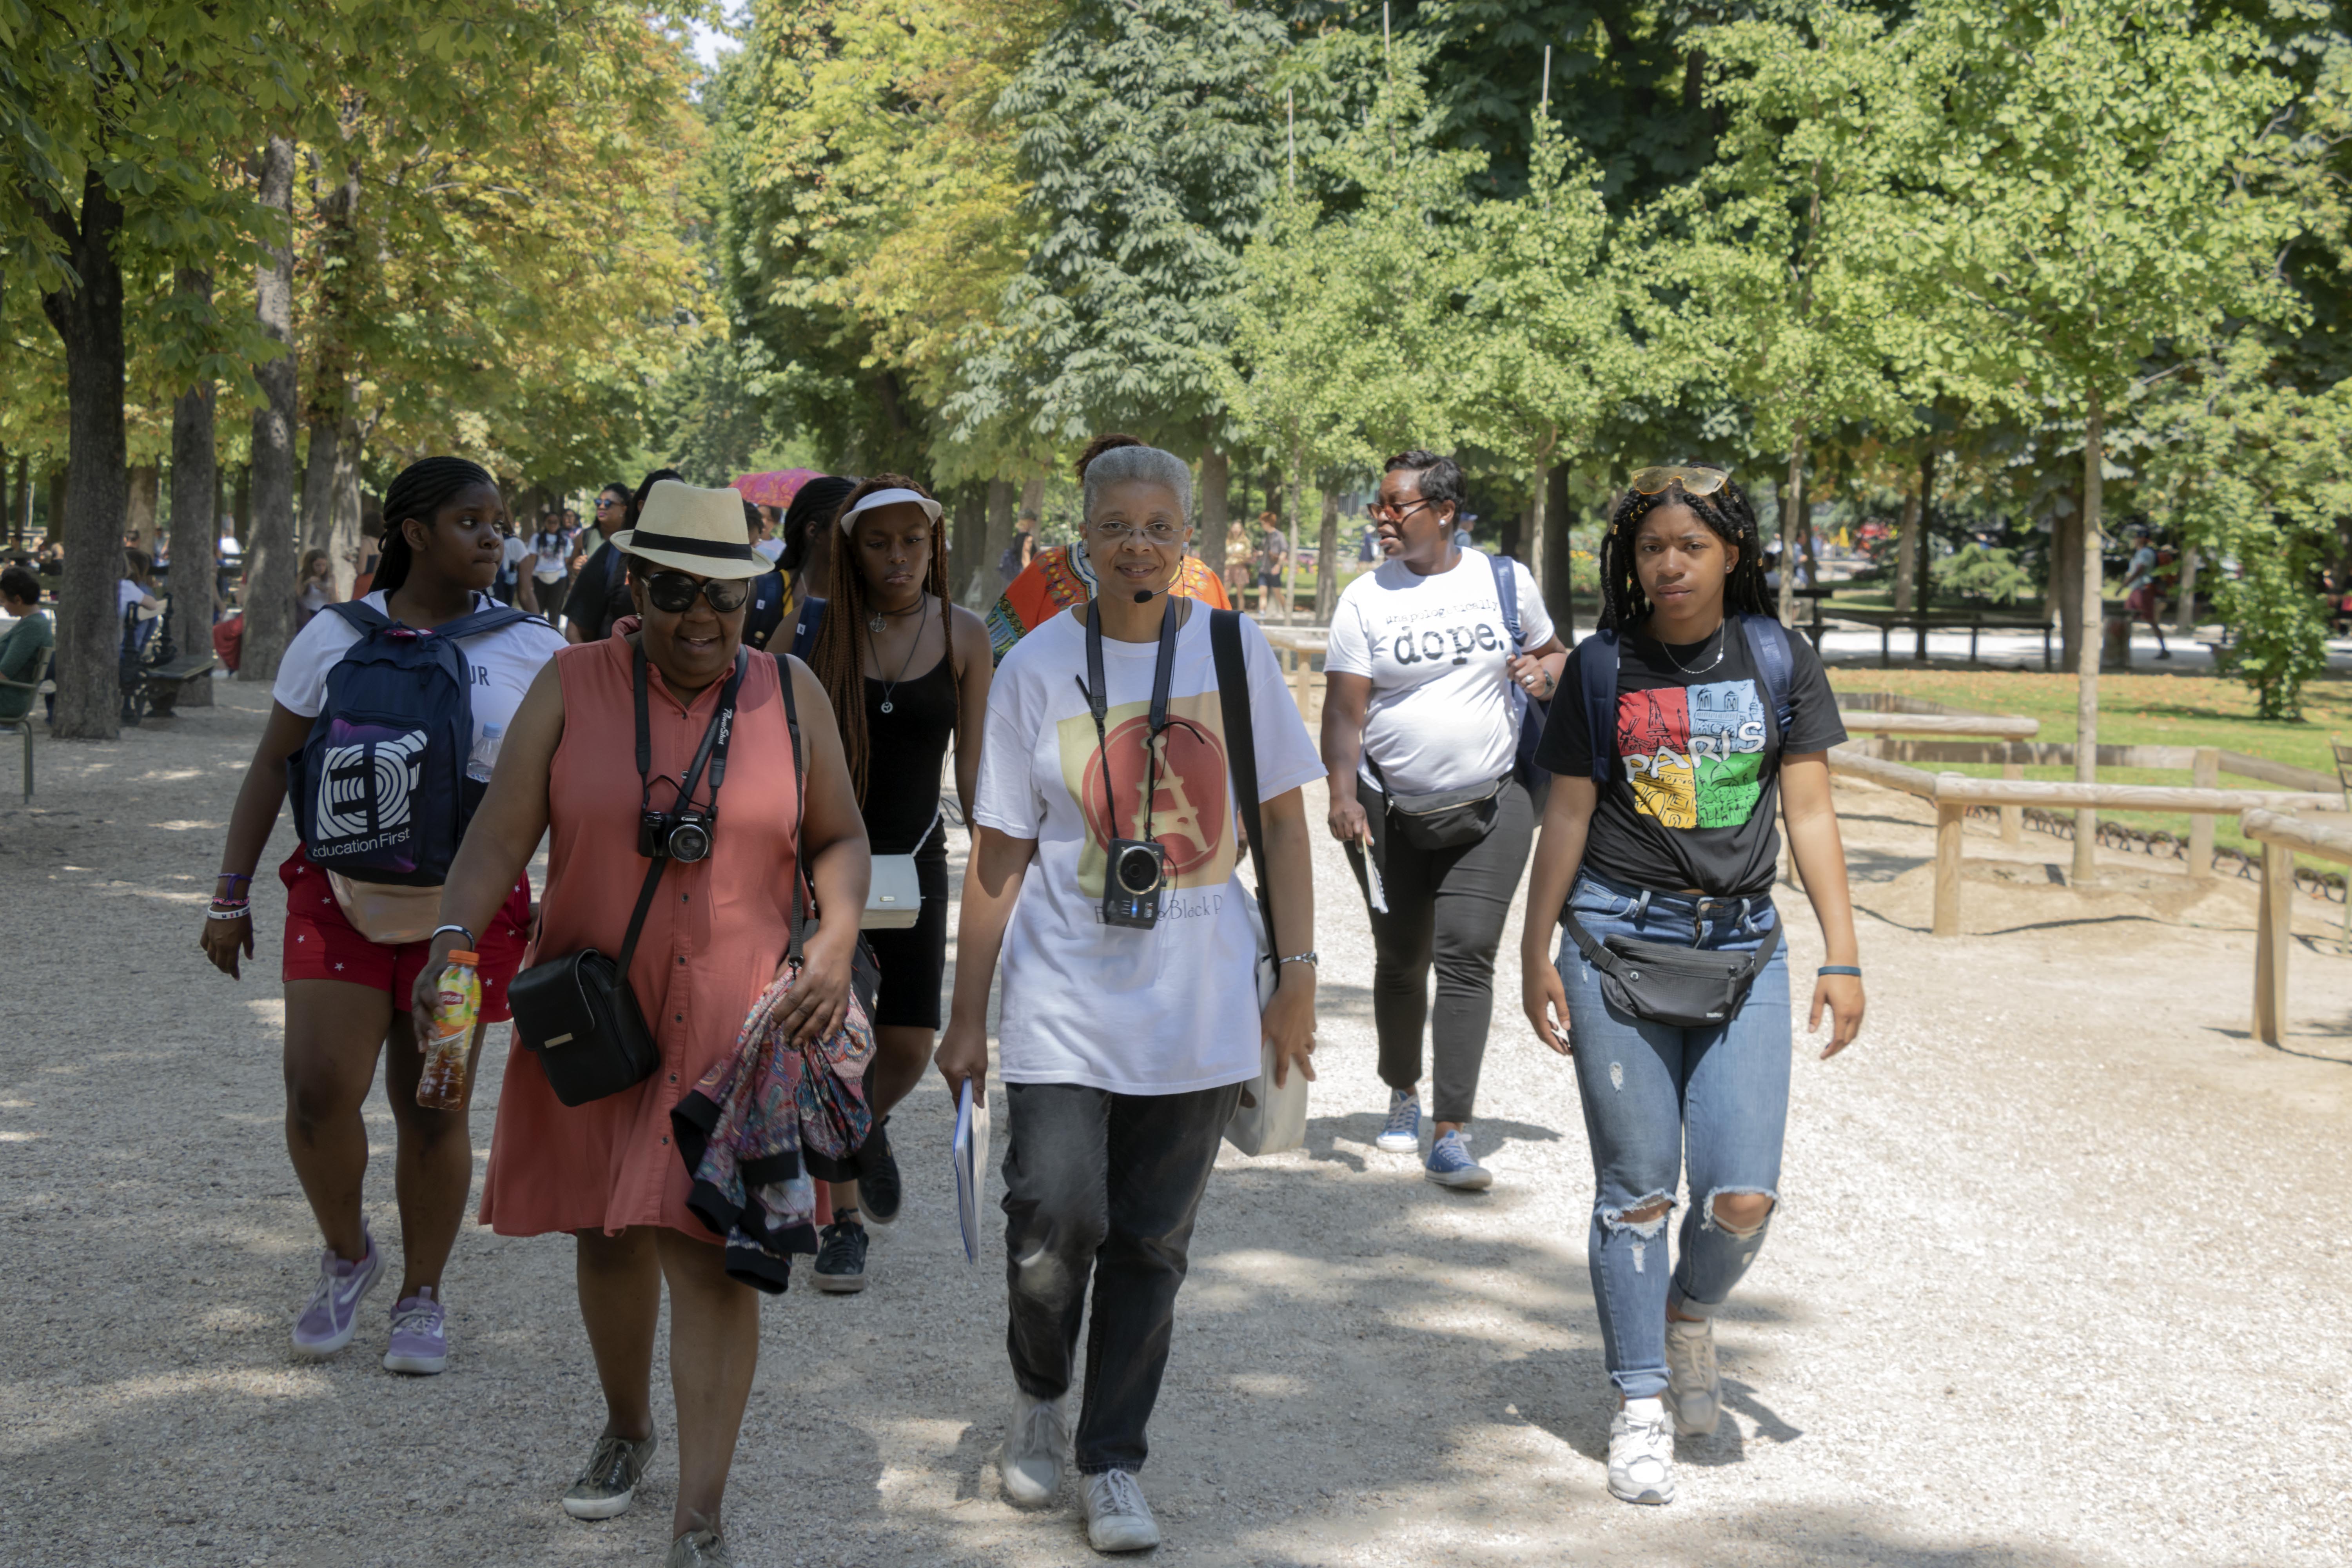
xmin=634 ymin=644 xmax=748 ymax=822
xmin=1081 ymin=597 xmax=1181 ymax=840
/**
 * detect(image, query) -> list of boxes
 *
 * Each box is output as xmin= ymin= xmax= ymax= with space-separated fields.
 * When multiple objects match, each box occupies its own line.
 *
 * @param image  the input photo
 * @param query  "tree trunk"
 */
xmin=36 ymin=169 xmax=131 ymax=740
xmin=1315 ymin=489 xmax=1339 ymax=621
xmin=1498 ymin=505 xmax=1524 ymax=561
xmin=2173 ymin=545 xmax=2199 ymax=635
xmin=2052 ymin=504 xmax=2082 ymax=675
xmin=1543 ymin=459 xmax=1573 ymax=636
xmin=1779 ymin=426 xmax=1806 ymax=625
xmin=242 ymin=135 xmax=301 ymax=684
xmin=1199 ymin=449 xmax=1230 ymax=581
xmin=328 ymin=423 xmax=363 ymax=599
xmin=2073 ymin=387 xmax=2105 ymax=884
xmin=1893 ymin=482 xmax=1920 ymax=615
xmin=233 ymin=462 xmax=252 ymax=548
xmin=1524 ymin=463 xmax=1547 ymax=602
xmin=985 ymin=478 xmax=1016 ymax=592
xmin=298 ymin=158 xmax=361 ymax=558
xmin=1283 ymin=453 xmax=1303 ymax=626
xmin=168 ymin=269 xmax=218 ymax=709
xmin=126 ymin=465 xmax=160 ymax=554
xmin=1020 ymin=475 xmax=1044 ymax=523
xmin=953 ymin=485 xmax=987 ymax=608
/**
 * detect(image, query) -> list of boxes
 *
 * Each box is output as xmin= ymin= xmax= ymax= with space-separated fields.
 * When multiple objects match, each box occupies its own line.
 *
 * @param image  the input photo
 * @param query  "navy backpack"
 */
xmin=1574 ymin=613 xmax=1795 ymax=783
xmin=289 ymin=600 xmax=534 ymax=886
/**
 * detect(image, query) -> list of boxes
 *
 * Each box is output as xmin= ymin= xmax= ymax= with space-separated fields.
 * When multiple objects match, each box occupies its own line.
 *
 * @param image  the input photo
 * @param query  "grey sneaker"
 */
xmin=1423 ymin=1129 xmax=1493 ymax=1191
xmin=291 ymin=1227 xmax=382 ymax=1358
xmin=561 ymin=1430 xmax=658 ymax=1521
xmin=664 ymin=1528 xmax=732 ymax=1566
xmin=1082 ymin=1468 xmax=1161 ymax=1553
xmin=1664 ymin=1315 xmax=1720 ymax=1436
xmin=1608 ymin=1398 xmax=1676 ymax=1505
xmin=998 ymin=1388 xmax=1068 ymax=1507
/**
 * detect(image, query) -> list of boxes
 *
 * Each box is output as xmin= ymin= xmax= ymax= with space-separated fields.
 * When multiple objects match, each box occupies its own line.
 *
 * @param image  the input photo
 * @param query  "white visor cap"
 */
xmin=837 ymin=486 xmax=945 ymax=533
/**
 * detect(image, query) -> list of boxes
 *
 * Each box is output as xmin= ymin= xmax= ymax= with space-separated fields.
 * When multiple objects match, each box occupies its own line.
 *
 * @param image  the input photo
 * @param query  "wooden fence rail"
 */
xmin=2239 ymin=809 xmax=2352 ymax=1046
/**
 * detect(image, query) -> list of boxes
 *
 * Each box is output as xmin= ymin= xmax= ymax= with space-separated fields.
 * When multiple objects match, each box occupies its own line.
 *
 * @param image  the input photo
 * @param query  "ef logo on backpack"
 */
xmin=288 ymin=601 xmax=535 ymax=887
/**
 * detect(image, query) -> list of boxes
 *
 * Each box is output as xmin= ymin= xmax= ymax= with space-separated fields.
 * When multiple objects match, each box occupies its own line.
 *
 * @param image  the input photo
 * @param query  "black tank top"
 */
xmin=863 ymin=652 xmax=956 ymax=854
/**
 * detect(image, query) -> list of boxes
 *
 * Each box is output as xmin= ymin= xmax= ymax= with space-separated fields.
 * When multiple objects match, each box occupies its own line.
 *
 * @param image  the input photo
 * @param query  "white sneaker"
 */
xmin=1082 ymin=1468 xmax=1161 ymax=1553
xmin=1664 ymin=1316 xmax=1720 ymax=1436
xmin=1608 ymin=1397 xmax=1676 ymax=1505
xmin=998 ymin=1388 xmax=1067 ymax=1507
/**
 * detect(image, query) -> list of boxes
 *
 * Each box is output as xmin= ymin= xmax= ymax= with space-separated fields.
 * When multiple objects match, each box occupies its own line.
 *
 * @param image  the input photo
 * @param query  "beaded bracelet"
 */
xmin=207 ymin=898 xmax=252 ymax=922
xmin=1817 ymin=965 xmax=1862 ymax=978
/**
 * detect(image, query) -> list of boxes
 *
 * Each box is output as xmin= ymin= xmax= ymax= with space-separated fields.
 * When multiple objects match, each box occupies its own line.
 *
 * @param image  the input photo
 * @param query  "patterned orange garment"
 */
xmin=986 ymin=544 xmax=1230 ymax=664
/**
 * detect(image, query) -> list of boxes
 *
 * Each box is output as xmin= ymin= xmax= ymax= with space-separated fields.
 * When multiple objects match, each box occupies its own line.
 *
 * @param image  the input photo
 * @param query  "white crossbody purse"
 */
xmin=862 ymin=802 xmax=940 ymax=930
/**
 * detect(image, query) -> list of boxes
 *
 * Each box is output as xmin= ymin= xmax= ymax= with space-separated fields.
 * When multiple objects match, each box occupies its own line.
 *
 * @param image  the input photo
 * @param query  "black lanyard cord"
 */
xmin=634 ymin=644 xmax=747 ymax=821
xmin=1077 ymin=598 xmax=1182 ymax=841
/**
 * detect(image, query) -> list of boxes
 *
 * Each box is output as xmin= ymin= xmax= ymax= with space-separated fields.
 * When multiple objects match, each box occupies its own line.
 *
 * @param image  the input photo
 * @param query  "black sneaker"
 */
xmin=857 ymin=1116 xmax=902 ymax=1226
xmin=814 ymin=1220 xmax=868 ymax=1293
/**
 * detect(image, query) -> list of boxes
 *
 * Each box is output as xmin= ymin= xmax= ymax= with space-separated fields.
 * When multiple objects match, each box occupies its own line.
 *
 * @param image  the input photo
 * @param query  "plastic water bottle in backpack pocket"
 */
xmin=289 ymin=601 xmax=530 ymax=886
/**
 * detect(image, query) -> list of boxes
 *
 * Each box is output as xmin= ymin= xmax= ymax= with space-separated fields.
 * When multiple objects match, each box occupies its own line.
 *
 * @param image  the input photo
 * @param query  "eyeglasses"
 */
xmin=596 ymin=498 xmax=624 ymax=510
xmin=1628 ymin=465 xmax=1732 ymax=497
xmin=1367 ymin=498 xmax=1436 ymax=523
xmin=1089 ymin=519 xmax=1185 ymax=546
xmin=642 ymin=571 xmax=751 ymax=615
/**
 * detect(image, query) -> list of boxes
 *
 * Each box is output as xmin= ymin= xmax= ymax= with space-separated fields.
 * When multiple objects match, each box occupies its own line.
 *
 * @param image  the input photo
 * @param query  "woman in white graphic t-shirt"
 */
xmin=1321 ymin=448 xmax=1568 ymax=1192
xmin=935 ymin=436 xmax=1323 ymax=1555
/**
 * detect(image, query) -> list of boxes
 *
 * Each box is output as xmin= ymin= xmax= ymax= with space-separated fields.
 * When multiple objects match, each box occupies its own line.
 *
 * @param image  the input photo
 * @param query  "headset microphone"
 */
xmin=1132 ymin=586 xmax=1170 ymax=604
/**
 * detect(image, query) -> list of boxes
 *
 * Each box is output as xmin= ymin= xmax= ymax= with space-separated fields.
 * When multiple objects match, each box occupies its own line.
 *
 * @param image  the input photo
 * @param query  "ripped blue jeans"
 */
xmin=1555 ymin=870 xmax=1791 ymax=1400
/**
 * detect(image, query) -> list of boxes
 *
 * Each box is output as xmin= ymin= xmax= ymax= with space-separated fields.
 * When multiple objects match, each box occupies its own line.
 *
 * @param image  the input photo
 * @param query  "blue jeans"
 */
xmin=1555 ymin=870 xmax=1792 ymax=1400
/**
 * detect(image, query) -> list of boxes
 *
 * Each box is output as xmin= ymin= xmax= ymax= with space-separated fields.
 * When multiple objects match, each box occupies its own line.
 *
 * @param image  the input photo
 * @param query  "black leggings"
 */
xmin=1344 ymin=775 xmax=1535 ymax=1125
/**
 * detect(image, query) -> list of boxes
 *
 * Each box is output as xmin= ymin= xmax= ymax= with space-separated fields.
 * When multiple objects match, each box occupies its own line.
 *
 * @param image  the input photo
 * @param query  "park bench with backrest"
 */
xmin=1828 ymin=603 xmax=2054 ymax=669
xmin=119 ymin=596 xmax=217 ymax=724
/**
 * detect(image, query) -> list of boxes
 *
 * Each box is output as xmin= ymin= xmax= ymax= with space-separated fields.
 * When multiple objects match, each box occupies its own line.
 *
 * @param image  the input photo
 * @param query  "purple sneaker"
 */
xmin=383 ymin=1286 xmax=448 ymax=1375
xmin=292 ymin=1228 xmax=382 ymax=1359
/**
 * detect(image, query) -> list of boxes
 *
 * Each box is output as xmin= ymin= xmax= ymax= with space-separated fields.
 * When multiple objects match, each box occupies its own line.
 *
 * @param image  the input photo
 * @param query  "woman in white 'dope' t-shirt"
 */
xmin=934 ymin=437 xmax=1323 ymax=1555
xmin=1321 ymin=448 xmax=1568 ymax=1192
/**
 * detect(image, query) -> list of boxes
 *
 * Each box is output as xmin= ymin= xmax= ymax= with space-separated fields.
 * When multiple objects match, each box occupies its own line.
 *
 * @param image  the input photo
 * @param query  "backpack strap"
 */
xmin=1488 ymin=551 xmax=1524 ymax=651
xmin=1738 ymin=613 xmax=1796 ymax=737
xmin=1578 ymin=627 xmax=1621 ymax=784
xmin=1209 ymin=609 xmax=1272 ymax=938
xmin=324 ymin=600 xmax=392 ymax=633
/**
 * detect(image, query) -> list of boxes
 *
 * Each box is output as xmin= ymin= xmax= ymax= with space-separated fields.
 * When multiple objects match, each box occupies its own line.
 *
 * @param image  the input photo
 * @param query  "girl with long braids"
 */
xmin=1517 ymin=464 xmax=1864 ymax=1507
xmin=200 ymin=456 xmax=564 ymax=1375
xmin=803 ymin=474 xmax=991 ymax=1290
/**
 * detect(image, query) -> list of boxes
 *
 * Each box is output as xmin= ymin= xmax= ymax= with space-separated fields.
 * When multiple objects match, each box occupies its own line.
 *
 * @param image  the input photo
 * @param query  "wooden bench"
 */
xmin=136 ymin=653 xmax=217 ymax=720
xmin=1829 ymin=605 xmax=2053 ymax=669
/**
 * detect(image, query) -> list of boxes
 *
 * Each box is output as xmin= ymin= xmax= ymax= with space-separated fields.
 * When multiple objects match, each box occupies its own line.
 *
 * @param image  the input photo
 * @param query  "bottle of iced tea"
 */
xmin=416 ymin=951 xmax=481 ymax=1110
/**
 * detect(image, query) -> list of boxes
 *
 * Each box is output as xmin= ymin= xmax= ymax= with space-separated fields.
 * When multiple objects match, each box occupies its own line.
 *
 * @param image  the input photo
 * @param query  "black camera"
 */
xmin=641 ymin=808 xmax=715 ymax=863
xmin=1101 ymin=837 xmax=1168 ymax=928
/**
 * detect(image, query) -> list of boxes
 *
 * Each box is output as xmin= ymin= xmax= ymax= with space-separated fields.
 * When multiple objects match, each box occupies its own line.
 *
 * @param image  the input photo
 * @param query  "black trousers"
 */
xmin=1345 ymin=774 xmax=1535 ymax=1124
xmin=1000 ymin=1079 xmax=1240 ymax=1474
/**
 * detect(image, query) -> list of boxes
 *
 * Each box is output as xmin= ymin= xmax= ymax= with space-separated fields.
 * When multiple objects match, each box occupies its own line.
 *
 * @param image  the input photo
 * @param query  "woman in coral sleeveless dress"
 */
xmin=419 ymin=480 xmax=869 ymax=1568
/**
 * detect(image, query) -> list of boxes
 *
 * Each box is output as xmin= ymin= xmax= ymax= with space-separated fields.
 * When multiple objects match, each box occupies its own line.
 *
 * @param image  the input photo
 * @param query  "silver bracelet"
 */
xmin=429 ymin=923 xmax=476 ymax=948
xmin=1278 ymin=951 xmax=1318 ymax=968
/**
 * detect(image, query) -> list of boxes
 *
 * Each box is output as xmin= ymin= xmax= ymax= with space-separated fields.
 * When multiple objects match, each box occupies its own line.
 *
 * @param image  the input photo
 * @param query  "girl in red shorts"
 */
xmin=201 ymin=457 xmax=566 ymax=1375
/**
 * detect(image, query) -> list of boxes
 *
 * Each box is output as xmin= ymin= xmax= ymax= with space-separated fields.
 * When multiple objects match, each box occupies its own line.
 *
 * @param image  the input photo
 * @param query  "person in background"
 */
xmin=296 ymin=548 xmax=335 ymax=629
xmin=531 ymin=511 xmax=570 ymax=627
xmin=803 ymin=475 xmax=992 ymax=1292
xmin=574 ymin=483 xmax=624 ymax=576
xmin=1322 ymin=449 xmax=1566 ymax=1192
xmin=424 ymin=479 xmax=870 ymax=1568
xmin=0 ymin=564 xmax=54 ymax=723
xmin=1224 ymin=517 xmax=1252 ymax=599
xmin=492 ymin=520 xmax=528 ymax=608
xmin=199 ymin=457 xmax=563 ymax=1380
xmin=2122 ymin=524 xmax=2171 ymax=661
xmin=752 ymin=505 xmax=786 ymax=564
xmin=1519 ymin=463 xmax=1861 ymax=1509
xmin=779 ymin=474 xmax=858 ymax=659
xmin=996 ymin=517 xmax=1037 ymax=590
xmin=568 ymin=470 xmax=681 ymax=645
xmin=985 ymin=436 xmax=1229 ymax=664
xmin=936 ymin=439 xmax=1320 ymax=1555
xmin=1254 ymin=513 xmax=1290 ymax=617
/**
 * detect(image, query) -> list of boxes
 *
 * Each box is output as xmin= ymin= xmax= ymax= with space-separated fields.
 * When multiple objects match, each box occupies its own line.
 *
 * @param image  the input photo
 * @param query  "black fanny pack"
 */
xmin=1562 ymin=908 xmax=1780 ymax=1030
xmin=1374 ymin=765 xmax=1508 ymax=851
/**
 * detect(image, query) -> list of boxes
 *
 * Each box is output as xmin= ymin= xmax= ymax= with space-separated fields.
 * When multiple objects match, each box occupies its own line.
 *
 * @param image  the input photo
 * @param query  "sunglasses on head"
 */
xmin=642 ymin=570 xmax=750 ymax=615
xmin=1628 ymin=465 xmax=1733 ymax=497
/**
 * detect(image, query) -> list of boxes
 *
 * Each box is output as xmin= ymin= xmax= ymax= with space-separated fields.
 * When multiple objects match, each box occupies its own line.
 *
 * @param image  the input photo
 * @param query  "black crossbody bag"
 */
xmin=1561 ymin=909 xmax=1780 ymax=1030
xmin=508 ymin=649 xmax=746 ymax=1108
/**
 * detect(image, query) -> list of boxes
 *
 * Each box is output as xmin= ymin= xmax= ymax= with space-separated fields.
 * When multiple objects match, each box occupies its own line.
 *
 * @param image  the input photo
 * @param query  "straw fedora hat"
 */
xmin=613 ymin=479 xmax=764 ymax=578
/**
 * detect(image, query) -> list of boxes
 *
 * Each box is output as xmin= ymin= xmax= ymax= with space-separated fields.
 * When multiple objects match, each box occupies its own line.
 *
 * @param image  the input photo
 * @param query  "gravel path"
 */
xmin=3 ymin=680 xmax=2348 ymax=1568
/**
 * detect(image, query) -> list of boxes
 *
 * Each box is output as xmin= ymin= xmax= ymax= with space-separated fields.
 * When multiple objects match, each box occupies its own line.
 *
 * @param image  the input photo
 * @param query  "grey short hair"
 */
xmin=1081 ymin=444 xmax=1192 ymax=524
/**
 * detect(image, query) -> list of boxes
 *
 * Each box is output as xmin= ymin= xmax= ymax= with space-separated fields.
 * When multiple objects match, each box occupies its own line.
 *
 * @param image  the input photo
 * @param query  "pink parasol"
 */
xmin=733 ymin=469 xmax=822 ymax=509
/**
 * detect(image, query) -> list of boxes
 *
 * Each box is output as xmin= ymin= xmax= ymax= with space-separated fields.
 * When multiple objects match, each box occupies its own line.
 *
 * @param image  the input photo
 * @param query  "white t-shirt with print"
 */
xmin=1324 ymin=548 xmax=1553 ymax=797
xmin=272 ymin=591 xmax=566 ymax=778
xmin=973 ymin=604 xmax=1325 ymax=1095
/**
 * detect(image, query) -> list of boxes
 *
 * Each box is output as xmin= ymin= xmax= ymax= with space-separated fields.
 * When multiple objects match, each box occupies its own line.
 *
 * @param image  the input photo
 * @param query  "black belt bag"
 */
xmin=1376 ymin=769 xmax=1508 ymax=851
xmin=508 ymin=855 xmax=668 ymax=1107
xmin=1562 ymin=909 xmax=1780 ymax=1030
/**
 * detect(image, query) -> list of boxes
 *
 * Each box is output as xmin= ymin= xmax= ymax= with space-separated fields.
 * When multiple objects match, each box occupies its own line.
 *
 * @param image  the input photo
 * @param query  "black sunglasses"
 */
xmin=642 ymin=570 xmax=751 ymax=615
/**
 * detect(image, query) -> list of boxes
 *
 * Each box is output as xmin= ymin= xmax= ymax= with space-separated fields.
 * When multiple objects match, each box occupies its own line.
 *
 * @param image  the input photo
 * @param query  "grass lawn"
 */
xmin=1826 ymin=664 xmax=2352 ymax=858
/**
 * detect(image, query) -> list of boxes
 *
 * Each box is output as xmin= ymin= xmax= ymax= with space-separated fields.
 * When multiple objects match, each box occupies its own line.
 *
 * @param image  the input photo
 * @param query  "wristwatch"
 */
xmin=1278 ymin=951 xmax=1319 ymax=968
